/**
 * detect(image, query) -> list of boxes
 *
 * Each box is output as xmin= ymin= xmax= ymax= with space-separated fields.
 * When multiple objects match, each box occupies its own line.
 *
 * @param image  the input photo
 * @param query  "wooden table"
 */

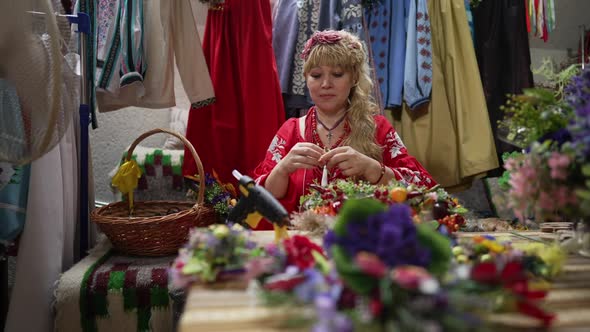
xmin=178 ymin=231 xmax=590 ymax=331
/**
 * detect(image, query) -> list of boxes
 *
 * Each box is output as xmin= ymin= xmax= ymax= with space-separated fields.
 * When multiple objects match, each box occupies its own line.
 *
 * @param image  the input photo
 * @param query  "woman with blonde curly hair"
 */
xmin=252 ymin=30 xmax=436 ymax=227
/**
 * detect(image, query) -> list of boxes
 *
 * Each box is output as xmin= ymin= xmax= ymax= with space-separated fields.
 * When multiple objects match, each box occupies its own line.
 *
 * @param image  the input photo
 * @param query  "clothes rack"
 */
xmin=72 ymin=11 xmax=91 ymax=260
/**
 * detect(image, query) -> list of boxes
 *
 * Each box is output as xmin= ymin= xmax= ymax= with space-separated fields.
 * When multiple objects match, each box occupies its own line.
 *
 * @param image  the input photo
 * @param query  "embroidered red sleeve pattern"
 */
xmin=253 ymin=119 xmax=300 ymax=177
xmin=375 ymin=115 xmax=437 ymax=188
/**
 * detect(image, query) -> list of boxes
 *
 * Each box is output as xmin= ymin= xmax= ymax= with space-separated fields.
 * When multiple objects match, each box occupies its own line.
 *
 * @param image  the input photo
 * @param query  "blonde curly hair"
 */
xmin=302 ymin=30 xmax=382 ymax=161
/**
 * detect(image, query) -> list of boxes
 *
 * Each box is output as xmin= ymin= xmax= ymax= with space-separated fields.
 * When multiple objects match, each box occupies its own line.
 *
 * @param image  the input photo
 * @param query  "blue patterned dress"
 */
xmin=366 ymin=0 xmax=410 ymax=108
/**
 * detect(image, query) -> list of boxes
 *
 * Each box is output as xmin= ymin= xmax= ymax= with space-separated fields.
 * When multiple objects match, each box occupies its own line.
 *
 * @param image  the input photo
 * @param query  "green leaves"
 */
xmin=416 ymin=223 xmax=452 ymax=277
xmin=498 ymin=86 xmax=572 ymax=148
xmin=333 ymin=198 xmax=387 ymax=236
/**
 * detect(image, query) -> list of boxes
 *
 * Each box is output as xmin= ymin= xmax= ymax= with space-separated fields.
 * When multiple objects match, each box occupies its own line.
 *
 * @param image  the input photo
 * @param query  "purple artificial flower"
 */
xmin=329 ymin=204 xmax=431 ymax=269
xmin=315 ymin=293 xmax=337 ymax=321
xmin=206 ymin=234 xmax=220 ymax=248
xmin=569 ymin=103 xmax=590 ymax=159
xmin=244 ymin=240 xmax=257 ymax=250
xmin=565 ymin=67 xmax=590 ymax=159
xmin=205 ymin=173 xmax=216 ymax=186
xmin=565 ymin=68 xmax=590 ymax=109
xmin=332 ymin=314 xmax=354 ymax=332
xmin=293 ymin=268 xmax=324 ymax=303
xmin=323 ymin=230 xmax=336 ymax=253
xmin=536 ymin=128 xmax=572 ymax=146
xmin=210 ymin=193 xmax=228 ymax=205
xmin=312 ymin=293 xmax=353 ymax=332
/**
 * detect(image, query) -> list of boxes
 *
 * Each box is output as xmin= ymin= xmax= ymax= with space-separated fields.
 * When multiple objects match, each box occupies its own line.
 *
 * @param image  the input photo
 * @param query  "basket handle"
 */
xmin=125 ymin=128 xmax=205 ymax=208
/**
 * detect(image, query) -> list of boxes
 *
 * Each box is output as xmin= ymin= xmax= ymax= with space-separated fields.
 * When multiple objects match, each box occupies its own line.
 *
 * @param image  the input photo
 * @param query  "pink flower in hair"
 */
xmin=300 ymin=30 xmax=344 ymax=60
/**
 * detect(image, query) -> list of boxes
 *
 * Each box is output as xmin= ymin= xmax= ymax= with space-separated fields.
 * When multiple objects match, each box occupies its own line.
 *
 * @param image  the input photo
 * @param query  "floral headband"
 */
xmin=300 ymin=30 xmax=360 ymax=60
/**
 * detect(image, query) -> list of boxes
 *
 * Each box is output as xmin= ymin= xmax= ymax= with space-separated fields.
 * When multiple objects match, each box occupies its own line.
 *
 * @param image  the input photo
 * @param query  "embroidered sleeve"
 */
xmin=376 ymin=116 xmax=436 ymax=188
xmin=384 ymin=130 xmax=405 ymax=159
xmin=268 ymin=135 xmax=287 ymax=164
xmin=252 ymin=119 xmax=297 ymax=185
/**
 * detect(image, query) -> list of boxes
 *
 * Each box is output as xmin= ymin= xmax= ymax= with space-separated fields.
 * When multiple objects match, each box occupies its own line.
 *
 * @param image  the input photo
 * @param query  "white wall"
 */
xmin=529 ymin=0 xmax=589 ymax=82
xmin=91 ymin=2 xmax=208 ymax=203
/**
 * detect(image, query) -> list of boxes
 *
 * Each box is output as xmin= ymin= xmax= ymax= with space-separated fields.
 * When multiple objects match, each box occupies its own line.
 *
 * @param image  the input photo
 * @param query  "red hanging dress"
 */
xmin=182 ymin=0 xmax=285 ymax=184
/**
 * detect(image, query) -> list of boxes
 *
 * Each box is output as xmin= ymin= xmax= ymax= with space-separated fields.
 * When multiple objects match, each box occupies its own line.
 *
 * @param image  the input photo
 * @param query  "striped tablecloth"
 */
xmin=54 ymin=236 xmax=182 ymax=332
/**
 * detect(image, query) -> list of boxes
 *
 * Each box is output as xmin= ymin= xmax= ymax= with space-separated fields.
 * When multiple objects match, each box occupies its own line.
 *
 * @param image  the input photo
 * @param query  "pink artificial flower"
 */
xmin=548 ymin=152 xmax=570 ymax=180
xmin=354 ymin=252 xmax=387 ymax=278
xmin=552 ymin=186 xmax=578 ymax=208
xmin=390 ymin=265 xmax=433 ymax=290
xmin=548 ymin=152 xmax=570 ymax=169
xmin=244 ymin=257 xmax=276 ymax=281
xmin=300 ymin=30 xmax=359 ymax=60
xmin=301 ymin=31 xmax=343 ymax=60
xmin=538 ymin=192 xmax=555 ymax=211
xmin=509 ymin=168 xmax=536 ymax=201
xmin=504 ymin=158 xmax=519 ymax=171
xmin=520 ymin=160 xmax=538 ymax=180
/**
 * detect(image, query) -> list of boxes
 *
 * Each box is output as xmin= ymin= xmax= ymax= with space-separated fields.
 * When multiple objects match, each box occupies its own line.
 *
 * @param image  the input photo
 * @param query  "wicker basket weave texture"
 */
xmin=91 ymin=129 xmax=217 ymax=256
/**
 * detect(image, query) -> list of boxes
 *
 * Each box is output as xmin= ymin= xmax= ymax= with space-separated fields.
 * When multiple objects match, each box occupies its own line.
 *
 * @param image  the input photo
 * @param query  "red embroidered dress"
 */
xmin=182 ymin=0 xmax=284 ymax=184
xmin=252 ymin=108 xmax=436 ymax=229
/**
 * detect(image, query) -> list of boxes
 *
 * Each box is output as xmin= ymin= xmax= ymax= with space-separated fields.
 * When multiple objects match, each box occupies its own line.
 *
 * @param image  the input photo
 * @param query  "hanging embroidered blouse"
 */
xmin=96 ymin=0 xmax=215 ymax=112
xmin=365 ymin=0 xmax=409 ymax=108
xmin=403 ymin=0 xmax=433 ymax=110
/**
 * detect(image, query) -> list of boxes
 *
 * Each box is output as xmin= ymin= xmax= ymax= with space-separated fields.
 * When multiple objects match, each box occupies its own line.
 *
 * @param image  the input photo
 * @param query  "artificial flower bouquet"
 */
xmin=185 ymin=172 xmax=236 ymax=221
xmin=245 ymin=199 xmax=560 ymax=331
xmin=294 ymin=179 xmax=468 ymax=235
xmin=499 ymin=66 xmax=590 ymax=224
xmin=169 ymin=223 xmax=257 ymax=288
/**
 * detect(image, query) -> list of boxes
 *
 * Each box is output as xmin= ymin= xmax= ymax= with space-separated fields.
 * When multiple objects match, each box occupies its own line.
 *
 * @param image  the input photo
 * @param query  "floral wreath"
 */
xmin=300 ymin=30 xmax=361 ymax=60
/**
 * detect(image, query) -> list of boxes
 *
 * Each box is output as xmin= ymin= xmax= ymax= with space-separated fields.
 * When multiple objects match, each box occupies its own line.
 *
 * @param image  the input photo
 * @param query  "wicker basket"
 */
xmin=91 ymin=128 xmax=217 ymax=256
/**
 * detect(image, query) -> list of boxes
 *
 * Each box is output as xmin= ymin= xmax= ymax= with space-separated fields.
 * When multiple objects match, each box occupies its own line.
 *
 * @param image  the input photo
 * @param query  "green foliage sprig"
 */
xmin=497 ymin=59 xmax=581 ymax=148
xmin=532 ymin=59 xmax=581 ymax=98
xmin=498 ymin=88 xmax=572 ymax=148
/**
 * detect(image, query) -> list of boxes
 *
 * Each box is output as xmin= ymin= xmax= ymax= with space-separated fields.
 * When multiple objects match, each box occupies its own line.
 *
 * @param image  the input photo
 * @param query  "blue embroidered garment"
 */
xmin=366 ymin=0 xmax=410 ymax=108
xmin=403 ymin=0 xmax=433 ymax=109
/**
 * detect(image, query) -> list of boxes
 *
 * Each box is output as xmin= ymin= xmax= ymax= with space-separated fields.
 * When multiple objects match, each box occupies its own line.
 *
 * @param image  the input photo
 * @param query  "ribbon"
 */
xmin=112 ymin=159 xmax=142 ymax=213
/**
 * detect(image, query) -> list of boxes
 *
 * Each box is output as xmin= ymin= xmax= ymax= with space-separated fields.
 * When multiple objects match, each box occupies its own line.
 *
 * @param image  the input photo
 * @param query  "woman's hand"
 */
xmin=275 ymin=142 xmax=325 ymax=175
xmin=319 ymin=146 xmax=381 ymax=180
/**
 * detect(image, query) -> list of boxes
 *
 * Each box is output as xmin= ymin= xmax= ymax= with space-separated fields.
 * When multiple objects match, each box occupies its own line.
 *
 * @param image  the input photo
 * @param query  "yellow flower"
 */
xmin=481 ymin=239 xmax=505 ymax=253
xmin=212 ymin=225 xmax=230 ymax=239
xmin=513 ymin=243 xmax=566 ymax=277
